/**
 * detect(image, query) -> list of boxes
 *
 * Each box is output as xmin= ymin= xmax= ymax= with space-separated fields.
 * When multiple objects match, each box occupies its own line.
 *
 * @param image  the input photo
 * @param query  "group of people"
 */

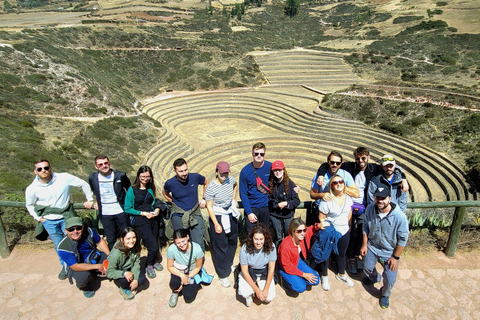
xmin=24 ymin=142 xmax=410 ymax=309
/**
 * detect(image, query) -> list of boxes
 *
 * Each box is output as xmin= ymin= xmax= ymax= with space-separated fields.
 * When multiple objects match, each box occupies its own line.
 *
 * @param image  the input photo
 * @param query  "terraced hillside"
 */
xmin=141 ymin=84 xmax=473 ymax=204
xmin=250 ymin=49 xmax=365 ymax=93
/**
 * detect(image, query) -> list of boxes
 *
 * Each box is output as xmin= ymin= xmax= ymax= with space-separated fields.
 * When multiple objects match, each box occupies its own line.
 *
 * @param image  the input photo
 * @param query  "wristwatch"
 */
xmin=392 ymin=254 xmax=400 ymax=260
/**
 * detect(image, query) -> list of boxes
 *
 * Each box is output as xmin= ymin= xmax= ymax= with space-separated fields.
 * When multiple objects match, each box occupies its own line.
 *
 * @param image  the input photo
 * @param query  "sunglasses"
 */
xmin=36 ymin=166 xmax=50 ymax=172
xmin=329 ymin=161 xmax=341 ymax=166
xmin=254 ymin=152 xmax=265 ymax=157
xmin=332 ymin=180 xmax=345 ymax=185
xmin=382 ymin=156 xmax=395 ymax=162
xmin=67 ymin=226 xmax=82 ymax=232
xmin=355 ymin=156 xmax=367 ymax=162
xmin=296 ymin=228 xmax=306 ymax=234
xmin=97 ymin=161 xmax=110 ymax=167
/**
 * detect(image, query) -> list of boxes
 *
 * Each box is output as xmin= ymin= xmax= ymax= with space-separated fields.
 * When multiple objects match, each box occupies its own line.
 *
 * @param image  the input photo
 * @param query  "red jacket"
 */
xmin=278 ymin=225 xmax=317 ymax=277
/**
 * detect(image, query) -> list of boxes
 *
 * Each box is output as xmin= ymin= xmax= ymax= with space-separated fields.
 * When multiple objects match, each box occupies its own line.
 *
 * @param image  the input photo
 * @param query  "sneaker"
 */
xmin=153 ymin=262 xmax=164 ymax=272
xmin=119 ymin=288 xmax=135 ymax=300
xmin=169 ymin=292 xmax=179 ymax=308
xmin=356 ymin=257 xmax=363 ymax=270
xmin=321 ymin=276 xmax=330 ymax=291
xmin=380 ymin=296 xmax=390 ymax=309
xmin=58 ymin=266 xmax=67 ymax=280
xmin=83 ymin=290 xmax=95 ymax=298
xmin=220 ymin=277 xmax=231 ymax=288
xmin=362 ymin=277 xmax=377 ymax=286
xmin=146 ymin=265 xmax=156 ymax=279
xmin=336 ymin=274 xmax=354 ymax=287
xmin=347 ymin=258 xmax=357 ymax=275
xmin=245 ymin=295 xmax=253 ymax=307
xmin=231 ymin=265 xmax=236 ymax=273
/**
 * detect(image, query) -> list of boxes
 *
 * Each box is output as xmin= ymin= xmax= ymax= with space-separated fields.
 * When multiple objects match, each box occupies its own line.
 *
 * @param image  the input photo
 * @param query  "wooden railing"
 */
xmin=0 ymin=200 xmax=479 ymax=259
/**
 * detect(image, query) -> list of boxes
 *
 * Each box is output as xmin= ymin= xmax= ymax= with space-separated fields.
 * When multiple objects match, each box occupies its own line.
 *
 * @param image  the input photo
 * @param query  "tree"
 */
xmin=285 ymin=0 xmax=299 ymax=18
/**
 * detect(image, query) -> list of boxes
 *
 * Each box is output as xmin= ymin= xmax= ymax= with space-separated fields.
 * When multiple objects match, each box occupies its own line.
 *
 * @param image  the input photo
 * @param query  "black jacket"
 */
xmin=88 ymin=170 xmax=131 ymax=216
xmin=268 ymin=178 xmax=300 ymax=219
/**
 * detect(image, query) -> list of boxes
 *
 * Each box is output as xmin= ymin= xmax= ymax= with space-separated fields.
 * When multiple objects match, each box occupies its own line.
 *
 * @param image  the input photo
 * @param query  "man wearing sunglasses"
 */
xmin=240 ymin=142 xmax=272 ymax=233
xmin=315 ymin=148 xmax=408 ymax=274
xmin=88 ymin=155 xmax=131 ymax=250
xmin=310 ymin=151 xmax=359 ymax=205
xmin=367 ymin=154 xmax=408 ymax=213
xmin=57 ymin=217 xmax=110 ymax=298
xmin=25 ymin=159 xmax=94 ymax=280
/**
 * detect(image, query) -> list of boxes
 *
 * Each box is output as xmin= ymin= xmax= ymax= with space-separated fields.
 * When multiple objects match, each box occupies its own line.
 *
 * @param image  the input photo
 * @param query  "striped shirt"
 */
xmin=205 ymin=176 xmax=236 ymax=209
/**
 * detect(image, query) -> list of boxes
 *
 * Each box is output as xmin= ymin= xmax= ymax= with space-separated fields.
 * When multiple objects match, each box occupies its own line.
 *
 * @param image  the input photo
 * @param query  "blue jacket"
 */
xmin=363 ymin=202 xmax=409 ymax=258
xmin=367 ymin=171 xmax=408 ymax=212
xmin=311 ymin=225 xmax=342 ymax=264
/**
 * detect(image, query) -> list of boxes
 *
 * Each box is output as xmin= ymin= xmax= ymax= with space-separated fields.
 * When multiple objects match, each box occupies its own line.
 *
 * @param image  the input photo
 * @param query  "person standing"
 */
xmin=205 ymin=161 xmax=239 ymax=288
xmin=240 ymin=142 xmax=272 ymax=233
xmin=25 ymin=159 xmax=94 ymax=280
xmin=89 ymin=155 xmax=131 ymax=250
xmin=163 ymin=158 xmax=208 ymax=251
xmin=361 ymin=183 xmax=409 ymax=309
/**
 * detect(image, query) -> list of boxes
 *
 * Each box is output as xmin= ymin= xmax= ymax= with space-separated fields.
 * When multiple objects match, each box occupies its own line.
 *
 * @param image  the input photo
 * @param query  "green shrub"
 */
xmin=405 ymin=116 xmax=427 ymax=127
xmin=25 ymin=73 xmax=48 ymax=86
xmin=436 ymin=1 xmax=448 ymax=6
xmin=393 ymin=16 xmax=423 ymax=24
xmin=379 ymin=122 xmax=409 ymax=136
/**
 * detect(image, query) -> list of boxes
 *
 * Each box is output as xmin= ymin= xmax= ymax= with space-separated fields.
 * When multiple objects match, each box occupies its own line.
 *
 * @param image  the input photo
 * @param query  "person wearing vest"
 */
xmin=57 ymin=217 xmax=110 ymax=298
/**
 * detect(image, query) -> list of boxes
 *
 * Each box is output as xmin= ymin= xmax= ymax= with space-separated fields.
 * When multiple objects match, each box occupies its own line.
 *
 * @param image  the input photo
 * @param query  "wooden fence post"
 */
xmin=0 ymin=215 xmax=10 ymax=258
xmin=445 ymin=206 xmax=465 ymax=257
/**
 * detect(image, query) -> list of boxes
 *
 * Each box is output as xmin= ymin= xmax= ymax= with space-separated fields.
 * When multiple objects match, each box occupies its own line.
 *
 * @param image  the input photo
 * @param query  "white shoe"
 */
xmin=231 ymin=264 xmax=236 ymax=273
xmin=336 ymin=274 xmax=354 ymax=287
xmin=220 ymin=277 xmax=231 ymax=288
xmin=245 ymin=295 xmax=253 ymax=307
xmin=321 ymin=276 xmax=330 ymax=291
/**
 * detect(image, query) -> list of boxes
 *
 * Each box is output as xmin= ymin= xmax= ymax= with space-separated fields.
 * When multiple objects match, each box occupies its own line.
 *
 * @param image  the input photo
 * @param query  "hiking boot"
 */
xmin=220 ymin=277 xmax=231 ymax=288
xmin=58 ymin=266 xmax=67 ymax=280
xmin=245 ymin=295 xmax=253 ymax=307
xmin=336 ymin=274 xmax=354 ymax=287
xmin=347 ymin=258 xmax=357 ymax=275
xmin=169 ymin=293 xmax=179 ymax=308
xmin=153 ymin=262 xmax=164 ymax=272
xmin=146 ymin=265 xmax=156 ymax=279
xmin=356 ymin=257 xmax=363 ymax=270
xmin=321 ymin=276 xmax=330 ymax=291
xmin=119 ymin=288 xmax=135 ymax=300
xmin=380 ymin=296 xmax=390 ymax=309
xmin=83 ymin=290 xmax=95 ymax=298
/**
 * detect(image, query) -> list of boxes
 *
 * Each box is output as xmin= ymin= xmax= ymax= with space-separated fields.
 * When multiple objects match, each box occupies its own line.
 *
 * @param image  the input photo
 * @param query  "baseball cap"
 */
xmin=65 ymin=217 xmax=83 ymax=229
xmin=373 ymin=183 xmax=391 ymax=198
xmin=381 ymin=154 xmax=396 ymax=166
xmin=216 ymin=161 xmax=230 ymax=174
xmin=271 ymin=160 xmax=285 ymax=171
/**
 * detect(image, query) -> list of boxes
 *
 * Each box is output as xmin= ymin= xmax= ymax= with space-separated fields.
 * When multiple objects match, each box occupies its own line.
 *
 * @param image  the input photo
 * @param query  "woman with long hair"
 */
xmin=238 ymin=223 xmax=276 ymax=307
xmin=125 ymin=165 xmax=163 ymax=279
xmin=205 ymin=161 xmax=239 ymax=288
xmin=106 ymin=227 xmax=144 ymax=300
xmin=318 ymin=174 xmax=354 ymax=290
xmin=167 ymin=229 xmax=204 ymax=308
xmin=268 ymin=160 xmax=300 ymax=247
xmin=278 ymin=218 xmax=320 ymax=293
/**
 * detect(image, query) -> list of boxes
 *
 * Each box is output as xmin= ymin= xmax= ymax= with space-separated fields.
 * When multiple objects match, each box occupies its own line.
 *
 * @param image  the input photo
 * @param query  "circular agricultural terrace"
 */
xmin=141 ymin=49 xmax=475 ymax=204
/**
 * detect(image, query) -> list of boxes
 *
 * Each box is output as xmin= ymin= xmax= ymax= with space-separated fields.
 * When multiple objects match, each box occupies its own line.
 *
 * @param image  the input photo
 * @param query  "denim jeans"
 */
xmin=42 ymin=218 xmax=66 ymax=265
xmin=363 ymin=248 xmax=398 ymax=297
xmin=279 ymin=259 xmax=320 ymax=293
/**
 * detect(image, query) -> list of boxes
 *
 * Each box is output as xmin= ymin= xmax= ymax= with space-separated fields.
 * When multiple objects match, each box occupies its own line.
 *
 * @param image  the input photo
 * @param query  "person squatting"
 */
xmin=25 ymin=144 xmax=409 ymax=309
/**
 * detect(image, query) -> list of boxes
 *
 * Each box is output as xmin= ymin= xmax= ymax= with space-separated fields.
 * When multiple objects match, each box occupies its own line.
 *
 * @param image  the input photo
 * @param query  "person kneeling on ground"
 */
xmin=167 ymin=229 xmax=204 ymax=308
xmin=278 ymin=218 xmax=320 ymax=293
xmin=238 ymin=223 xmax=277 ymax=307
xmin=57 ymin=217 xmax=110 ymax=298
xmin=106 ymin=227 xmax=146 ymax=300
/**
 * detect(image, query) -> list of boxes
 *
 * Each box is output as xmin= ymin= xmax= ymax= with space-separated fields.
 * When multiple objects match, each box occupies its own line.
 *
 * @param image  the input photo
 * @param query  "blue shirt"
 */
xmin=58 ymin=229 xmax=101 ymax=267
xmin=239 ymin=161 xmax=272 ymax=214
xmin=311 ymin=169 xmax=355 ymax=206
xmin=164 ymin=173 xmax=206 ymax=211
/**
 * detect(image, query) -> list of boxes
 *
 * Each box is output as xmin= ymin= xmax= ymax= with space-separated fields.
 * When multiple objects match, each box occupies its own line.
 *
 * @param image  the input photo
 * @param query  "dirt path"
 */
xmin=1 ymin=245 xmax=479 ymax=319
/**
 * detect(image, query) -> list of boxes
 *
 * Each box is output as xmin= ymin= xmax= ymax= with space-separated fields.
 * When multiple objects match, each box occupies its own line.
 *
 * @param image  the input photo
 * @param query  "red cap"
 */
xmin=271 ymin=160 xmax=285 ymax=170
xmin=216 ymin=161 xmax=230 ymax=173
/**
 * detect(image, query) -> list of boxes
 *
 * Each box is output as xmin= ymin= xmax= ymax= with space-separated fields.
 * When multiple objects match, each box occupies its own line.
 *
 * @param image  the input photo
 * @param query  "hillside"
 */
xmin=0 ymin=0 xmax=479 ymax=199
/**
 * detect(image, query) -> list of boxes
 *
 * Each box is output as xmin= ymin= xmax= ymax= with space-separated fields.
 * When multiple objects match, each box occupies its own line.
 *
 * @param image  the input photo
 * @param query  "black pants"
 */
xmin=209 ymin=215 xmax=238 ymax=278
xmin=71 ymin=252 xmax=107 ymax=291
xmin=347 ymin=216 xmax=363 ymax=259
xmin=245 ymin=206 xmax=270 ymax=234
xmin=101 ymin=212 xmax=129 ymax=251
xmin=137 ymin=220 xmax=160 ymax=266
xmin=114 ymin=271 xmax=147 ymax=290
xmin=319 ymin=232 xmax=350 ymax=276
xmin=170 ymin=274 xmax=199 ymax=303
